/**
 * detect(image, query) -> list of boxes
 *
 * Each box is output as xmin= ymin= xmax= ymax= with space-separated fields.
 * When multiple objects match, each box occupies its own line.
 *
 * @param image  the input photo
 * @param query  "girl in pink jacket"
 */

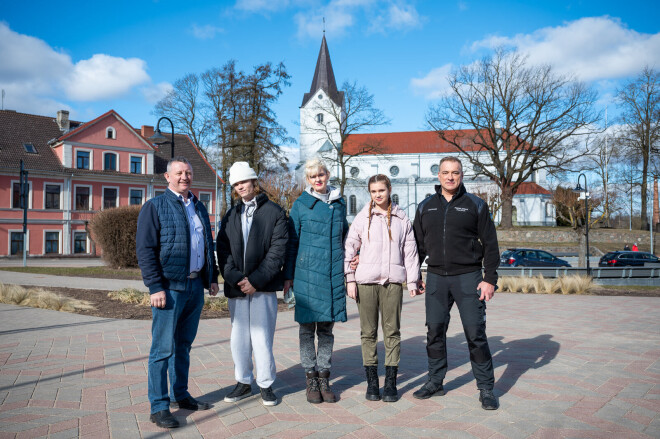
xmin=344 ymin=174 xmax=422 ymax=403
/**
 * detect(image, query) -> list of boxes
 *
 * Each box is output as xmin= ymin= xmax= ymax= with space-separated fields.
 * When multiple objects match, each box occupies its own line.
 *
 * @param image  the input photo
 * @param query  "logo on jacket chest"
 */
xmin=454 ymin=207 xmax=469 ymax=212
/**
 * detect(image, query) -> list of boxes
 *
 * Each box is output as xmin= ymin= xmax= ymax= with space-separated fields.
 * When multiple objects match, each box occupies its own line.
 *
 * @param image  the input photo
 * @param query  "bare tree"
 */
xmin=578 ymin=131 xmax=620 ymax=226
xmin=302 ymin=80 xmax=390 ymax=195
xmin=616 ymin=66 xmax=660 ymax=230
xmin=154 ymin=74 xmax=211 ymax=156
xmin=259 ymin=169 xmax=302 ymax=213
xmin=427 ymin=49 xmax=600 ymax=228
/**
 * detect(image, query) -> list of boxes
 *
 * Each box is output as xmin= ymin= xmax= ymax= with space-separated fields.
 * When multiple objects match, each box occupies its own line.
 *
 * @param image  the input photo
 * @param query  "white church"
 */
xmin=298 ymin=36 xmax=556 ymax=226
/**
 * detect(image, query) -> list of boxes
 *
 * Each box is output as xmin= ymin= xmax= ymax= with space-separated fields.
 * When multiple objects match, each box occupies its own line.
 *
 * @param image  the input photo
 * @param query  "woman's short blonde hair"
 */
xmin=304 ymin=158 xmax=330 ymax=179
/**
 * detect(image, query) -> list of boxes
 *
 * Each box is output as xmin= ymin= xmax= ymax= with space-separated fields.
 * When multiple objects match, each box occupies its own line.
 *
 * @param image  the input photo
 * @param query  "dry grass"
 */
xmin=0 ymin=283 xmax=95 ymax=312
xmin=498 ymin=275 xmax=594 ymax=295
xmin=108 ymin=287 xmax=228 ymax=311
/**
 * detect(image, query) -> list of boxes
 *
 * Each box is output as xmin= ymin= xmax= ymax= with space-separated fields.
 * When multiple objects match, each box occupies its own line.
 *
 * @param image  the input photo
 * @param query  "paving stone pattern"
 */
xmin=0 ymin=292 xmax=659 ymax=438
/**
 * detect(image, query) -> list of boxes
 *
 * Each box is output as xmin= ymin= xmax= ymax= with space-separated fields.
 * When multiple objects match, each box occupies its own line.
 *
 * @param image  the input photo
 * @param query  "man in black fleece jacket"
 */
xmin=412 ymin=156 xmax=499 ymax=410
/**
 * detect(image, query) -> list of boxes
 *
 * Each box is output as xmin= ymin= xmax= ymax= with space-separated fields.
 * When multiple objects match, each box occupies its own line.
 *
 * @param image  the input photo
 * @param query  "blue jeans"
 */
xmin=148 ymin=277 xmax=204 ymax=413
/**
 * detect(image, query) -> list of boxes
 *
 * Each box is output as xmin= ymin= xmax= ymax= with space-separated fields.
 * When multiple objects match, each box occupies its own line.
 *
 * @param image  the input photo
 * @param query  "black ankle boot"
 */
xmin=382 ymin=366 xmax=398 ymax=402
xmin=365 ymin=366 xmax=380 ymax=401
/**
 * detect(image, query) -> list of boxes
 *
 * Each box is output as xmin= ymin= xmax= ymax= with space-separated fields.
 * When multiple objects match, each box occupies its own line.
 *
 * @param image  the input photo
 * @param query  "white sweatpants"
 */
xmin=228 ymin=292 xmax=278 ymax=388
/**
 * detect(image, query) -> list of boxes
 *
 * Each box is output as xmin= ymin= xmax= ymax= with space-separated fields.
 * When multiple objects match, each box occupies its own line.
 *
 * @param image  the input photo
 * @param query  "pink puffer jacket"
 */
xmin=344 ymin=202 xmax=420 ymax=285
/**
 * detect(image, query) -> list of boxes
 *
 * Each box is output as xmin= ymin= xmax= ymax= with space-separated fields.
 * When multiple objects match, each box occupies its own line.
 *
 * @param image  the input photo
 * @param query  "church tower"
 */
xmin=299 ymin=35 xmax=344 ymax=168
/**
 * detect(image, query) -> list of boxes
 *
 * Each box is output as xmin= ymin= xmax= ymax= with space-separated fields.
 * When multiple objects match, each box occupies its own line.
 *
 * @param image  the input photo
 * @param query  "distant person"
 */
xmin=136 ymin=156 xmax=219 ymax=429
xmin=623 ymin=244 xmax=630 ymax=251
xmin=632 ymin=243 xmax=639 ymax=251
xmin=412 ymin=156 xmax=500 ymax=410
xmin=217 ymin=161 xmax=288 ymax=407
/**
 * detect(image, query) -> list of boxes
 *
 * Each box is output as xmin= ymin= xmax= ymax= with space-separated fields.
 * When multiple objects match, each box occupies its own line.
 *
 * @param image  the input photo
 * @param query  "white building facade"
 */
xmin=299 ymin=37 xmax=555 ymax=226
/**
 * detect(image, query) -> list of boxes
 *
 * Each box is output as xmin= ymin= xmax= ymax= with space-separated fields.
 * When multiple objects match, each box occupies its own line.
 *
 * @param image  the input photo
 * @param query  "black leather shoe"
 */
xmin=150 ymin=409 xmax=180 ymax=428
xmin=173 ymin=396 xmax=211 ymax=411
xmin=479 ymin=389 xmax=498 ymax=410
xmin=412 ymin=381 xmax=446 ymax=400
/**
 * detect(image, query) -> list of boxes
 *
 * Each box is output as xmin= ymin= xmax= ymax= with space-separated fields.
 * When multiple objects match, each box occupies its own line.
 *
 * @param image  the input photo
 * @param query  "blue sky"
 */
xmin=1 ymin=0 xmax=659 ymax=163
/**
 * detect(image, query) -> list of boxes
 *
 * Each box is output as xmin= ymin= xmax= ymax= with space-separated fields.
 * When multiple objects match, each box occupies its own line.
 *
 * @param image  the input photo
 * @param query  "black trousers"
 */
xmin=424 ymin=270 xmax=494 ymax=390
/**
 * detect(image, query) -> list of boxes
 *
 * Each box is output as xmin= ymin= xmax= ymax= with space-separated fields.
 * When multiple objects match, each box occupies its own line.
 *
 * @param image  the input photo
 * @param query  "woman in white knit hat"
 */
xmin=216 ymin=161 xmax=288 ymax=407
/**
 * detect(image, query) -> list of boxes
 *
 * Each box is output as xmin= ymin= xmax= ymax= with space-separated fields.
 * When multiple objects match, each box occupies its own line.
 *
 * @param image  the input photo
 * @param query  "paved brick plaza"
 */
xmin=0 ymin=292 xmax=658 ymax=438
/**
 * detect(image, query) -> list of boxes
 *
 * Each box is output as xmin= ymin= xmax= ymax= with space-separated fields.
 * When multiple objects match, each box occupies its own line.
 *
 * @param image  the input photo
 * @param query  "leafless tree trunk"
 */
xmin=427 ymin=49 xmax=600 ymax=228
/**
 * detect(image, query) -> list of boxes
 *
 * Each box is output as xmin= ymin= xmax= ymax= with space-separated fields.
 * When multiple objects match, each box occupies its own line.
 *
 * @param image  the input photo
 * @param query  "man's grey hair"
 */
xmin=439 ymin=156 xmax=462 ymax=171
xmin=166 ymin=156 xmax=192 ymax=173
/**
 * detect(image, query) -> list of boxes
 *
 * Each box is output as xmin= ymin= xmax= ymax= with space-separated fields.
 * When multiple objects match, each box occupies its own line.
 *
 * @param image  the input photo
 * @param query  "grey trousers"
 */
xmin=299 ymin=322 xmax=335 ymax=373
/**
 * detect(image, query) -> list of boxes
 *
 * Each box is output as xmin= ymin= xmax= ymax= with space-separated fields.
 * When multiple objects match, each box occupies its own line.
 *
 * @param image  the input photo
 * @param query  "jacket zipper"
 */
xmin=443 ymin=201 xmax=449 ymax=275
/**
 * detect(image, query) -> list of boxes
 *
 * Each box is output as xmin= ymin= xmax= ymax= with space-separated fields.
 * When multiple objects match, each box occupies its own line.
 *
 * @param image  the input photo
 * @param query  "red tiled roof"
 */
xmin=516 ymin=182 xmax=552 ymax=195
xmin=343 ymin=130 xmax=490 ymax=155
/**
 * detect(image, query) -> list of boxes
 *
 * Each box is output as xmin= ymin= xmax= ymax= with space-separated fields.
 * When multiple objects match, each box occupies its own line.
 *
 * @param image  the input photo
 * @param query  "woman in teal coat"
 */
xmin=284 ymin=158 xmax=348 ymax=404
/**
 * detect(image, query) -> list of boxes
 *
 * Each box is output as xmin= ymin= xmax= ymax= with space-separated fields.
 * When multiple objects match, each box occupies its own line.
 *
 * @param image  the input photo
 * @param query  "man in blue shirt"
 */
xmin=137 ymin=156 xmax=219 ymax=428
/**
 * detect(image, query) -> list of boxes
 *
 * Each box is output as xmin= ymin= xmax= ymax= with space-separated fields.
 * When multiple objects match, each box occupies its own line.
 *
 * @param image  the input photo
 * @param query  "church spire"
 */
xmin=302 ymin=35 xmax=343 ymax=107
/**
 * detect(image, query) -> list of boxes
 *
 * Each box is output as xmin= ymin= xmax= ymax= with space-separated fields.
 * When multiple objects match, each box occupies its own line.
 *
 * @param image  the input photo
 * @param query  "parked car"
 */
xmin=500 ymin=248 xmax=571 ymax=267
xmin=598 ymin=251 xmax=660 ymax=267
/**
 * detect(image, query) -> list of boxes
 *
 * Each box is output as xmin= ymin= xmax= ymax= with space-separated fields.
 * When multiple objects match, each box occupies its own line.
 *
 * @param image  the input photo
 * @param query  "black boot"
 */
xmin=382 ymin=366 xmax=398 ymax=402
xmin=365 ymin=366 xmax=380 ymax=401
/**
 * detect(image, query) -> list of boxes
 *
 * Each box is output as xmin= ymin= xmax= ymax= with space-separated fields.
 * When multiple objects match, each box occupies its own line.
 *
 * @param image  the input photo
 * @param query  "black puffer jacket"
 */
xmin=217 ymin=193 xmax=288 ymax=298
xmin=413 ymin=184 xmax=500 ymax=285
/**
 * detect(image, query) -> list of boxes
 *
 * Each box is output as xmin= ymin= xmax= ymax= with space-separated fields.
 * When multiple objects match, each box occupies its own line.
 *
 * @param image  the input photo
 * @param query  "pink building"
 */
xmin=0 ymin=109 xmax=221 ymax=257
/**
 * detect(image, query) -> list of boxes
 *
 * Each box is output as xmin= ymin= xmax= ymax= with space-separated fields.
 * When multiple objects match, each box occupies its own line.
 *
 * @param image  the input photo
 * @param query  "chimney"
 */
xmin=141 ymin=125 xmax=154 ymax=139
xmin=56 ymin=110 xmax=70 ymax=131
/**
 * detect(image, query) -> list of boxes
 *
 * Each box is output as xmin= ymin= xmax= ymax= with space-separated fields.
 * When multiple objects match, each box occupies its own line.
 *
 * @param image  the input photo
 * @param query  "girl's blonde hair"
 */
xmin=303 ymin=158 xmax=330 ymax=180
xmin=367 ymin=174 xmax=392 ymax=241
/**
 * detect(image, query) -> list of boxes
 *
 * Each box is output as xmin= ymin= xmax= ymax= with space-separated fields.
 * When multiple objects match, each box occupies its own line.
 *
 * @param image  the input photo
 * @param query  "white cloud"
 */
xmin=141 ymin=82 xmax=173 ymax=104
xmin=234 ymin=0 xmax=291 ymax=12
xmin=191 ymin=23 xmax=224 ymax=40
xmin=410 ymin=64 xmax=453 ymax=99
xmin=64 ymin=54 xmax=150 ymax=101
xmin=0 ymin=22 xmax=152 ymax=114
xmin=471 ymin=16 xmax=660 ymax=81
xmin=369 ymin=2 xmax=422 ymax=32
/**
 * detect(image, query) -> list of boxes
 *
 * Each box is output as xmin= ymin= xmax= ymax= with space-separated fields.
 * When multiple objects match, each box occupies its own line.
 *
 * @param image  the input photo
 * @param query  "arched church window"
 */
xmin=392 ymin=194 xmax=399 ymax=205
xmin=350 ymin=167 xmax=359 ymax=178
xmin=316 ymin=113 xmax=324 ymax=123
xmin=349 ymin=195 xmax=357 ymax=215
xmin=389 ymin=166 xmax=399 ymax=176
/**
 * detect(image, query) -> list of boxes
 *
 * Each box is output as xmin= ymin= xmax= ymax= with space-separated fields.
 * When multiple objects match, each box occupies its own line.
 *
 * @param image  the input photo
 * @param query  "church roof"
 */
xmin=343 ymin=130 xmax=489 ymax=155
xmin=302 ymin=35 xmax=344 ymax=108
xmin=516 ymin=182 xmax=552 ymax=196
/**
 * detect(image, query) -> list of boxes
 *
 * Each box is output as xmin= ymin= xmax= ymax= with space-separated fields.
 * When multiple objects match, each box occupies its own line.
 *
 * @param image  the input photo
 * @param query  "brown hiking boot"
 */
xmin=305 ymin=371 xmax=322 ymax=404
xmin=318 ymin=370 xmax=337 ymax=403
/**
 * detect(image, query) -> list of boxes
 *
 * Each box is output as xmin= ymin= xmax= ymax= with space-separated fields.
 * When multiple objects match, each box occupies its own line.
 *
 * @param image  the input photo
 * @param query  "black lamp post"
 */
xmin=149 ymin=116 xmax=175 ymax=158
xmin=573 ymin=173 xmax=590 ymax=275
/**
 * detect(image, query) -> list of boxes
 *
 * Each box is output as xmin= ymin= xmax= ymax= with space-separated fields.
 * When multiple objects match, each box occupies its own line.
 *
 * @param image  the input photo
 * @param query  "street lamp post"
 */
xmin=573 ymin=173 xmax=590 ymax=275
xmin=148 ymin=117 xmax=175 ymax=158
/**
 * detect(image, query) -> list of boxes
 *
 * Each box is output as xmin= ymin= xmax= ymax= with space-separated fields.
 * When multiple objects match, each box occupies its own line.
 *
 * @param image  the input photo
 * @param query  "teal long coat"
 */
xmin=284 ymin=191 xmax=348 ymax=324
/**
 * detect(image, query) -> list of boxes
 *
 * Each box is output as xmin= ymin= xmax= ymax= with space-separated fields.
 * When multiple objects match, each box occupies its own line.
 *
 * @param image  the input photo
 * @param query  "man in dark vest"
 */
xmin=137 ymin=156 xmax=219 ymax=428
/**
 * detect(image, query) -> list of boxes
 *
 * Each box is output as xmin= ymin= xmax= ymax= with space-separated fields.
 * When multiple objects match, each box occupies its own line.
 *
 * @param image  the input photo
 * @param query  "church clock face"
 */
xmin=389 ymin=166 xmax=399 ymax=176
xmin=431 ymin=164 xmax=439 ymax=174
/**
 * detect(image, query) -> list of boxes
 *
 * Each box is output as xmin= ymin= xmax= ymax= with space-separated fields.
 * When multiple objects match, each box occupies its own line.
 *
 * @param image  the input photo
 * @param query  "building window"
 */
xmin=389 ymin=166 xmax=399 ymax=177
xmin=103 ymin=188 xmax=118 ymax=209
xmin=75 ymin=186 xmax=91 ymax=211
xmin=12 ymin=181 xmax=31 ymax=209
xmin=392 ymin=194 xmax=399 ymax=205
xmin=106 ymin=127 xmax=116 ymax=139
xmin=318 ymin=94 xmax=323 ymax=100
xmin=10 ymin=232 xmax=23 ymax=255
xmin=545 ymin=202 xmax=553 ymax=217
xmin=130 ymin=189 xmax=144 ymax=205
xmin=350 ymin=167 xmax=359 ymax=178
xmin=130 ymin=156 xmax=143 ymax=174
xmin=45 ymin=232 xmax=59 ymax=254
xmin=74 ymin=232 xmax=87 ymax=254
xmin=199 ymin=193 xmax=211 ymax=212
xmin=77 ymin=150 xmax=90 ymax=169
xmin=431 ymin=164 xmax=439 ymax=175
xmin=23 ymin=143 xmax=37 ymax=154
xmin=316 ymin=113 xmax=324 ymax=123
xmin=349 ymin=195 xmax=357 ymax=215
xmin=104 ymin=153 xmax=117 ymax=171
xmin=45 ymin=184 xmax=61 ymax=209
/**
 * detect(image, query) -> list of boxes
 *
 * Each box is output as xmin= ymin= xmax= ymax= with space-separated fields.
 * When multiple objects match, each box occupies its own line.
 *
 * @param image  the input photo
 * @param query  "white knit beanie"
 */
xmin=228 ymin=161 xmax=258 ymax=186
